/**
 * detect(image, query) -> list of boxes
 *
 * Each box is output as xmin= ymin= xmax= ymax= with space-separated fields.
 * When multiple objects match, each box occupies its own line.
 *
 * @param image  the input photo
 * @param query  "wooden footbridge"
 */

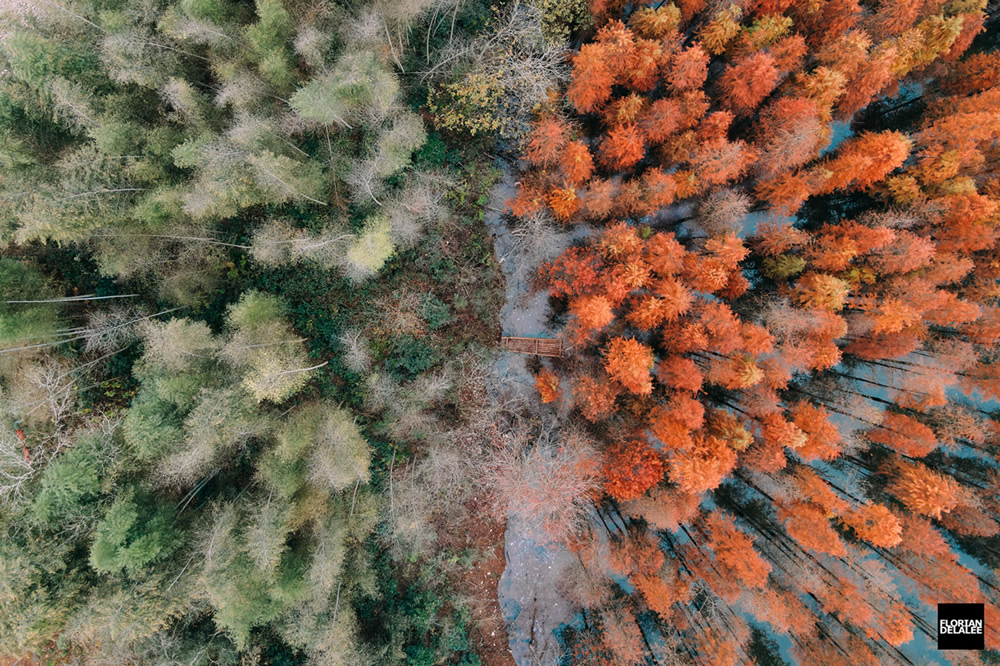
xmin=500 ymin=336 xmax=563 ymax=358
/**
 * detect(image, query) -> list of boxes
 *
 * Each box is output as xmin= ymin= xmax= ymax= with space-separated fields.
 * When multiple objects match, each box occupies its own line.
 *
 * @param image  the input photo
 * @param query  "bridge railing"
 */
xmin=499 ymin=336 xmax=563 ymax=357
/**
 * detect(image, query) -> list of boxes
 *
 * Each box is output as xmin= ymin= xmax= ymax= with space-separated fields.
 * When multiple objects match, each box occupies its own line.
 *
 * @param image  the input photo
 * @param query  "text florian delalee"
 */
xmin=940 ymin=618 xmax=984 ymax=635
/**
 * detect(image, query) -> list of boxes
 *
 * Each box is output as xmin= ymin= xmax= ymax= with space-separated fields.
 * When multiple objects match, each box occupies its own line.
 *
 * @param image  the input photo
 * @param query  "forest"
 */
xmin=0 ymin=0 xmax=999 ymax=664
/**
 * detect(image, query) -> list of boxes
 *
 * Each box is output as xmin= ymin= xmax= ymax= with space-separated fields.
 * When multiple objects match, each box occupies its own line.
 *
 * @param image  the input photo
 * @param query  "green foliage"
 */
xmin=0 ymin=0 xmax=507 ymax=661
xmin=153 ymin=386 xmax=269 ymax=488
xmin=308 ymin=406 xmax=372 ymax=492
xmin=345 ymin=215 xmax=396 ymax=282
xmin=198 ymin=501 xmax=310 ymax=650
xmin=375 ymin=111 xmax=427 ymax=178
xmin=386 ymin=336 xmax=437 ymax=377
xmin=89 ymin=491 xmax=182 ymax=576
xmin=358 ymin=548 xmax=482 ymax=666
xmin=170 ymin=135 xmax=327 ymax=221
xmin=89 ymin=117 xmax=144 ymax=155
xmin=0 ymin=259 xmax=61 ymax=345
xmin=261 ymin=402 xmax=372 ymax=496
xmin=414 ymin=132 xmax=448 ymax=168
xmin=123 ymin=318 xmax=225 ymax=462
xmin=422 ymin=294 xmax=453 ymax=331
xmin=246 ymin=0 xmax=295 ymax=89
xmin=181 ymin=0 xmax=235 ymax=23
xmin=535 ymin=0 xmax=592 ymax=44
xmin=31 ymin=433 xmax=105 ymax=524
xmin=224 ymin=291 xmax=316 ymax=403
xmin=0 ymin=537 xmax=82 ymax=658
xmin=290 ymin=51 xmax=399 ymax=127
xmin=123 ymin=394 xmax=186 ymax=461
xmin=1 ymin=30 xmax=100 ymax=89
xmin=14 ymin=145 xmax=143 ymax=242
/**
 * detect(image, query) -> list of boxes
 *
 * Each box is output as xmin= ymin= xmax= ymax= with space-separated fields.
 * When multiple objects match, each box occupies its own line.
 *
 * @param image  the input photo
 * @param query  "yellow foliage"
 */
xmin=698 ymin=5 xmax=743 ymax=55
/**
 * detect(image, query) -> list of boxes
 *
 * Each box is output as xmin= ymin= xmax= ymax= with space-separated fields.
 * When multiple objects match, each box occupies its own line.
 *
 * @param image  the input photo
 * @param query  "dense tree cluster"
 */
xmin=0 ymin=0 xmax=512 ymax=663
xmin=513 ymin=0 xmax=1000 ymax=663
xmin=0 ymin=0 xmax=441 ymax=305
xmin=1 ymin=0 xmax=1000 ymax=663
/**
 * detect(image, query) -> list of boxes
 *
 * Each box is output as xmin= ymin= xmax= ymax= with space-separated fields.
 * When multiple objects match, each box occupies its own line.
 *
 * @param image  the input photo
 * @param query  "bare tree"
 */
xmin=482 ymin=421 xmax=601 ymax=544
xmin=697 ymin=187 xmax=751 ymax=237
xmin=82 ymin=304 xmax=148 ymax=355
xmin=422 ymin=1 xmax=568 ymax=139
xmin=0 ymin=426 xmax=33 ymax=507
xmin=339 ymin=328 xmax=372 ymax=373
xmin=506 ymin=211 xmax=569 ymax=289
xmin=364 ymin=372 xmax=400 ymax=413
xmin=384 ymin=175 xmax=447 ymax=248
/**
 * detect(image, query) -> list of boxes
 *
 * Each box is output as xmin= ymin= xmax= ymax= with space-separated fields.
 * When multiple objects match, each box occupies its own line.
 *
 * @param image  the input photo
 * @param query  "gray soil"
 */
xmin=485 ymin=166 xmax=584 ymax=665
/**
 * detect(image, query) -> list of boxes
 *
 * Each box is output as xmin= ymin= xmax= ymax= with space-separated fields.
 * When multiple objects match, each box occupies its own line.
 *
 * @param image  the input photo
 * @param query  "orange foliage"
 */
xmin=867 ymin=412 xmax=938 ymax=457
xmin=603 ymin=337 xmax=654 ymax=395
xmin=599 ymin=124 xmax=646 ymax=170
xmin=525 ymin=118 xmax=568 ymax=166
xmin=560 ymin=141 xmax=594 ymax=185
xmin=843 ymin=503 xmax=902 ymax=548
xmin=789 ymin=466 xmax=848 ymax=514
xmin=598 ymin=221 xmax=643 ymax=260
xmin=535 ymin=369 xmax=561 ymax=404
xmin=574 ymin=372 xmax=620 ymax=422
xmin=888 ymin=459 xmax=962 ymax=519
xmin=761 ymin=412 xmax=807 ymax=450
xmin=601 ymin=94 xmax=647 ymax=127
xmin=599 ymin=608 xmax=646 ymax=666
xmin=645 ymin=232 xmax=687 ymax=275
xmin=638 ymin=98 xmax=683 ymax=144
xmin=756 ymin=171 xmax=814 ymax=214
xmin=655 ymin=355 xmax=703 ymax=393
xmin=695 ymin=111 xmax=734 ymax=145
xmin=571 ymin=294 xmax=615 ymax=333
xmin=720 ymin=52 xmax=780 ymax=115
xmin=604 ymin=439 xmax=664 ymax=500
xmin=817 ymin=131 xmax=911 ymax=193
xmin=634 ymin=561 xmax=685 ymax=618
xmin=622 ymin=485 xmax=701 ymax=532
xmin=704 ymin=513 xmax=771 ymax=590
xmin=669 ymin=43 xmax=710 ymax=90
xmin=756 ymin=97 xmax=824 ymax=175
xmin=567 ymin=43 xmax=614 ymax=112
xmin=506 ymin=183 xmax=545 ymax=218
xmin=789 ymin=401 xmax=842 ymax=461
xmin=771 ymin=33 xmax=808 ymax=71
xmin=779 ymin=501 xmax=847 ymax=556
xmin=794 ymin=272 xmax=851 ymax=310
xmin=540 ymin=247 xmax=603 ymax=298
xmin=508 ymin=9 xmax=999 ymax=663
xmin=626 ymin=38 xmax=664 ymax=92
xmin=943 ymin=51 xmax=1000 ymax=96
xmin=547 ymin=185 xmax=579 ymax=222
xmin=668 ymin=434 xmax=737 ymax=494
xmin=580 ymin=179 xmax=619 ymax=220
xmin=689 ymin=138 xmax=754 ymax=187
xmin=642 ymin=169 xmax=676 ymax=209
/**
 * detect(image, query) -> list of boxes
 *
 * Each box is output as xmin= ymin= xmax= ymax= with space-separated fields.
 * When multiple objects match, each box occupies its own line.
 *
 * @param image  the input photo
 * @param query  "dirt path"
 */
xmin=485 ymin=167 xmax=582 ymax=665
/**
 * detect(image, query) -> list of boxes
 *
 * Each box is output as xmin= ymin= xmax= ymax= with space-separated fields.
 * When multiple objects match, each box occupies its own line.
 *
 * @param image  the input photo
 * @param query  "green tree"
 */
xmin=89 ymin=490 xmax=182 ymax=576
xmin=222 ymin=291 xmax=320 ymax=403
xmin=246 ymin=0 xmax=296 ymax=89
xmin=290 ymin=51 xmax=399 ymax=128
xmin=0 ymin=259 xmax=62 ymax=346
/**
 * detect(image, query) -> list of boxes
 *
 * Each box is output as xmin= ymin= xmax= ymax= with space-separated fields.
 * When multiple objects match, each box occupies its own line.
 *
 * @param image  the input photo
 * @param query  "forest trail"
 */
xmin=486 ymin=167 xmax=580 ymax=665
